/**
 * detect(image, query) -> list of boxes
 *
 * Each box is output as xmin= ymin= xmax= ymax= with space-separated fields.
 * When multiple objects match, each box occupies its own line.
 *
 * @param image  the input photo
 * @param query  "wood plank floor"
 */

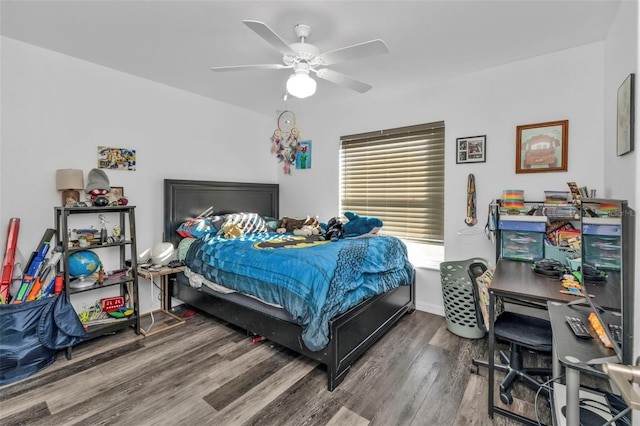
xmin=0 ymin=307 xmax=557 ymax=426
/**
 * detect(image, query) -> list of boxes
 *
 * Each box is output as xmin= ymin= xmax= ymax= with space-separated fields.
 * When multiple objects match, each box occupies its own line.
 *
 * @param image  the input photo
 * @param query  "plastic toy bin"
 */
xmin=499 ymin=219 xmax=545 ymax=261
xmin=582 ymin=222 xmax=621 ymax=271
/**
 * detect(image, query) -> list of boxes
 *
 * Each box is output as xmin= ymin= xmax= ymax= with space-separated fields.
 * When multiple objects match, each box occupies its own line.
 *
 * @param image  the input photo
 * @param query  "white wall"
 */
xmin=604 ymin=1 xmax=638 ymax=205
xmin=2 ymin=10 xmax=637 ymax=333
xmin=1 ymin=37 xmax=276 ymax=312
xmin=279 ymin=43 xmax=607 ymax=315
xmin=603 ymin=0 xmax=640 ymax=382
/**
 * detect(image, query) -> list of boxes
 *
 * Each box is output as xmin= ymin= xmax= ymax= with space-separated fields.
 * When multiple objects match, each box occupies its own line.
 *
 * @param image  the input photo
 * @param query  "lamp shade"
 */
xmin=286 ymin=70 xmax=317 ymax=99
xmin=56 ymin=169 xmax=84 ymax=190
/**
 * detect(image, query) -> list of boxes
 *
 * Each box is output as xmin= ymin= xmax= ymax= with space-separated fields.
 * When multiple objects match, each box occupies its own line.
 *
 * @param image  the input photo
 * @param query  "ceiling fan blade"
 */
xmin=243 ymin=20 xmax=295 ymax=55
xmin=315 ymin=69 xmax=372 ymax=93
xmin=320 ymin=39 xmax=389 ymax=65
xmin=211 ymin=64 xmax=288 ymax=72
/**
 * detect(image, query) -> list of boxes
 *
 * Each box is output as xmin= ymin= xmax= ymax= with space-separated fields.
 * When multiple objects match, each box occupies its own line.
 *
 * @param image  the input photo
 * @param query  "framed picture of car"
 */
xmin=516 ymin=120 xmax=568 ymax=174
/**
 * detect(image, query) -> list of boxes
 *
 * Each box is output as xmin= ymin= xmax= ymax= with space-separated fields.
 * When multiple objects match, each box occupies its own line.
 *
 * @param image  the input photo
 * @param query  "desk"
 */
xmin=137 ymin=266 xmax=186 ymax=336
xmin=547 ymin=302 xmax=618 ymax=426
xmin=488 ymin=259 xmax=621 ymax=425
xmin=488 ymin=259 xmax=576 ymax=425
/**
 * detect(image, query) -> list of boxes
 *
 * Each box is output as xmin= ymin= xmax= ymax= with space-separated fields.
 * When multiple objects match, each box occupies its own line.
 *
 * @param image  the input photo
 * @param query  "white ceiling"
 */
xmin=1 ymin=1 xmax=621 ymax=116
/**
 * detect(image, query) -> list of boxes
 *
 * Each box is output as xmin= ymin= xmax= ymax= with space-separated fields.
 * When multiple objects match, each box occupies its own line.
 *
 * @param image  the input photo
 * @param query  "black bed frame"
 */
xmin=164 ymin=179 xmax=415 ymax=391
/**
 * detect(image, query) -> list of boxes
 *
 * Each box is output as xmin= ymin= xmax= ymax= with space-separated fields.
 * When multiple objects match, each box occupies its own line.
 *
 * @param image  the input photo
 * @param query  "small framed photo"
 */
xmin=516 ymin=120 xmax=568 ymax=174
xmin=296 ymin=140 xmax=312 ymax=169
xmin=109 ymin=186 xmax=124 ymax=205
xmin=616 ymin=73 xmax=634 ymax=156
xmin=456 ymin=135 xmax=486 ymax=164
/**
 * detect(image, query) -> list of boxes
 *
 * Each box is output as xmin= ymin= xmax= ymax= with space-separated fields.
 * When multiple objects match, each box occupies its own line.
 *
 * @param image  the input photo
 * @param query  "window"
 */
xmin=339 ymin=121 xmax=445 ymax=252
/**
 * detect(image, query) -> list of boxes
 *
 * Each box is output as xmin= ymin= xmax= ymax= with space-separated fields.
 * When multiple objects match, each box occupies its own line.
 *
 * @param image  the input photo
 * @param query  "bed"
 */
xmin=164 ymin=179 xmax=415 ymax=391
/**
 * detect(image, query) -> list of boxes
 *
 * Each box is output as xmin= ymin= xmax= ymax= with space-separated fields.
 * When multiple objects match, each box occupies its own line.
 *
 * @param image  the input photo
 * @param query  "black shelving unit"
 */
xmin=54 ymin=206 xmax=139 ymax=358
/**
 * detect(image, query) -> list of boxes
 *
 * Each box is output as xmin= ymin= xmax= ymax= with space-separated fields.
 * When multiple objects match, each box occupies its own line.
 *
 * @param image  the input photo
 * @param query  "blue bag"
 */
xmin=0 ymin=293 xmax=87 ymax=385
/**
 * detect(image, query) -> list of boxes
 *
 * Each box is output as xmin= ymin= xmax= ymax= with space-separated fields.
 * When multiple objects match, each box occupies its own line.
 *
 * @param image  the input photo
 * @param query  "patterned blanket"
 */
xmin=185 ymin=233 xmax=414 ymax=351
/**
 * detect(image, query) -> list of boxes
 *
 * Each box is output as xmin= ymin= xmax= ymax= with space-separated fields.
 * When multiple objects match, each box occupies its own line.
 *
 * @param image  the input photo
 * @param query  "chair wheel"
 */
xmin=500 ymin=392 xmax=513 ymax=405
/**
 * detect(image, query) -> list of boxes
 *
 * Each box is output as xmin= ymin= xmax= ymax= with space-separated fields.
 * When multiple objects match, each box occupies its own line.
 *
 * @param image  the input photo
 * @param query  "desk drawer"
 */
xmin=583 ymin=235 xmax=621 ymax=271
xmin=501 ymin=230 xmax=544 ymax=261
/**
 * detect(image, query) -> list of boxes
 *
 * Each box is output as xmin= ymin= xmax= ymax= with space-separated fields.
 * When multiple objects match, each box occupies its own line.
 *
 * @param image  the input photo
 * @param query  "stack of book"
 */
xmin=544 ymin=191 xmax=570 ymax=204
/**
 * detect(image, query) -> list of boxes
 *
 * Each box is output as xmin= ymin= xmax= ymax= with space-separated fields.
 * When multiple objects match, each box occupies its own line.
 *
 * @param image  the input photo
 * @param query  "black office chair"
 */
xmin=468 ymin=261 xmax=553 ymax=405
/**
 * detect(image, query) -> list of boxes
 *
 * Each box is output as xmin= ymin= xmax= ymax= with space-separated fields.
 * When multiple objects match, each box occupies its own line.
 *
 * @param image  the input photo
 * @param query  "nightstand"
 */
xmin=137 ymin=265 xmax=186 ymax=336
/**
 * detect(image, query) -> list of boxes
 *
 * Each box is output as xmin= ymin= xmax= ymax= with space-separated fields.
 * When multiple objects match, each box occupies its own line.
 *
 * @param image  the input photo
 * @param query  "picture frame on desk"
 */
xmin=109 ymin=186 xmax=124 ymax=205
xmin=516 ymin=120 xmax=568 ymax=174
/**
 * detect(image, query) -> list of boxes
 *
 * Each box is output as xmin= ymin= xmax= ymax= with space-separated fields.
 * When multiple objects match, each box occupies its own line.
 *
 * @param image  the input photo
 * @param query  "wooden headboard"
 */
xmin=163 ymin=179 xmax=279 ymax=248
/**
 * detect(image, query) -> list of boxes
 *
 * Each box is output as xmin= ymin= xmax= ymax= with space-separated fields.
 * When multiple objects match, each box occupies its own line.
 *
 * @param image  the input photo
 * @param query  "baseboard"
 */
xmin=416 ymin=300 xmax=445 ymax=317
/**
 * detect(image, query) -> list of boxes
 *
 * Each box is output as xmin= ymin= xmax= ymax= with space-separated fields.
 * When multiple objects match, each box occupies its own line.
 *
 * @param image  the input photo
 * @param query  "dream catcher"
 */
xmin=271 ymin=110 xmax=301 ymax=175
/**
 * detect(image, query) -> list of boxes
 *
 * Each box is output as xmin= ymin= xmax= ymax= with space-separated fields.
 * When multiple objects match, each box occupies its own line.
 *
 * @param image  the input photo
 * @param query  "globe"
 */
xmin=68 ymin=250 xmax=100 ymax=279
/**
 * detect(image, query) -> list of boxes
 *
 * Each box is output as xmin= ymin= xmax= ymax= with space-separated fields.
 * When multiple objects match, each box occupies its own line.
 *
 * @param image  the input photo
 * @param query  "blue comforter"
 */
xmin=185 ymin=233 xmax=414 ymax=351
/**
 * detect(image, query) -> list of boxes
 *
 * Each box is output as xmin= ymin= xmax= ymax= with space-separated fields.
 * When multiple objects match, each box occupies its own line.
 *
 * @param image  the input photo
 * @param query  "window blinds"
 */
xmin=339 ymin=121 xmax=445 ymax=245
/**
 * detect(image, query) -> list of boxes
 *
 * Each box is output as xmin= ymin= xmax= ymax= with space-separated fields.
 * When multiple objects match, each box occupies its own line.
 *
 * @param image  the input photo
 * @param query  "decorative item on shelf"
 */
xmin=85 ymin=168 xmax=111 ymax=206
xmin=106 ymin=225 xmax=125 ymax=244
xmin=100 ymin=296 xmax=124 ymax=312
xmin=97 ymin=263 xmax=104 ymax=284
xmin=108 ymin=186 xmax=127 ymax=206
xmin=68 ymin=250 xmax=101 ymax=289
xmin=73 ymin=228 xmax=99 ymax=247
xmin=56 ymin=169 xmax=84 ymax=207
xmin=501 ymin=189 xmax=525 ymax=214
xmin=98 ymin=214 xmax=108 ymax=244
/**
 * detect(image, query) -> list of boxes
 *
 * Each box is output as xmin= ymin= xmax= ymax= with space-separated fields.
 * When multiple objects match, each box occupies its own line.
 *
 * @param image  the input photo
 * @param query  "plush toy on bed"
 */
xmin=343 ymin=211 xmax=383 ymax=238
xmin=323 ymin=217 xmax=344 ymax=241
xmin=222 ymin=222 xmax=243 ymax=239
xmin=276 ymin=216 xmax=321 ymax=236
xmin=293 ymin=225 xmax=320 ymax=237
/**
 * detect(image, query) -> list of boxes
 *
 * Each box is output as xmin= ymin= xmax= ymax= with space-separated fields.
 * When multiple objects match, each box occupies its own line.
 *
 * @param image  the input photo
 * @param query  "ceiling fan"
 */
xmin=211 ymin=20 xmax=389 ymax=98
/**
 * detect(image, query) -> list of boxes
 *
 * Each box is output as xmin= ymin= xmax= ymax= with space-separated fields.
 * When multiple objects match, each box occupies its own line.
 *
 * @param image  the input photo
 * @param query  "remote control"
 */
xmin=565 ymin=316 xmax=592 ymax=338
xmin=607 ymin=324 xmax=622 ymax=346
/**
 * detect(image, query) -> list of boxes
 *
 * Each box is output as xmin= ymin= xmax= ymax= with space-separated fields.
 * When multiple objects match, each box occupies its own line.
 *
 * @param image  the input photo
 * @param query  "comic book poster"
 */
xmin=98 ymin=146 xmax=136 ymax=171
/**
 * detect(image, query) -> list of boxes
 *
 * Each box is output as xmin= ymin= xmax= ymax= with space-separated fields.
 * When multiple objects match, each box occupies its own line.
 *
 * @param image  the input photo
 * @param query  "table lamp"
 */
xmin=56 ymin=169 xmax=84 ymax=206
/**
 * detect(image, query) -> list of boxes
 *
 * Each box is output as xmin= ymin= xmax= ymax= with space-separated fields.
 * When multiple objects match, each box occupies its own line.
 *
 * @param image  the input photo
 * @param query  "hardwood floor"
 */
xmin=0 ymin=307 xmax=555 ymax=425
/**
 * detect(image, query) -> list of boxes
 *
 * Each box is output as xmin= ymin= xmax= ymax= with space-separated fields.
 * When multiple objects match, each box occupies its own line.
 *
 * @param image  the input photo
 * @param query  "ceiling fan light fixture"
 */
xmin=286 ymin=68 xmax=317 ymax=99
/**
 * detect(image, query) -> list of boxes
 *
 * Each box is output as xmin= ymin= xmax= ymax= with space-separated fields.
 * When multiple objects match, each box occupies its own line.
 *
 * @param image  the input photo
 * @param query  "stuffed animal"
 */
xmin=342 ymin=211 xmax=383 ymax=238
xmin=222 ymin=223 xmax=243 ymax=239
xmin=293 ymin=225 xmax=320 ymax=237
xmin=276 ymin=216 xmax=321 ymax=234
xmin=324 ymin=217 xmax=344 ymax=241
